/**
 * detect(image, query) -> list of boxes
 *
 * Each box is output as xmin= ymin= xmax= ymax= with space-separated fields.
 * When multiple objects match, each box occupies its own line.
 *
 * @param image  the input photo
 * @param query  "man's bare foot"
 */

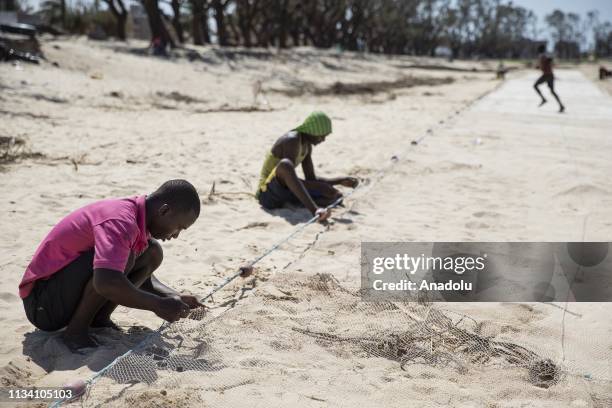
xmin=559 ymin=106 xmax=565 ymax=113
xmin=90 ymin=317 xmax=122 ymax=331
xmin=538 ymin=99 xmax=547 ymax=107
xmin=62 ymin=332 xmax=99 ymax=352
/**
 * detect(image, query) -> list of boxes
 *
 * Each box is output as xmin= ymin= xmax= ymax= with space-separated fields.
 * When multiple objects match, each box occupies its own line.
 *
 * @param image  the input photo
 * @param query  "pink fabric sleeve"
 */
xmin=93 ymin=219 xmax=136 ymax=272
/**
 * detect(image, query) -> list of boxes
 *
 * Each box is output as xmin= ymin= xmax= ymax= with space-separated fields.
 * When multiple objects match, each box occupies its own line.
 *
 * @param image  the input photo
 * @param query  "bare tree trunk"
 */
xmin=212 ymin=0 xmax=229 ymax=46
xmin=202 ymin=16 xmax=211 ymax=43
xmin=277 ymin=0 xmax=289 ymax=48
xmin=142 ymin=0 xmax=175 ymax=48
xmin=228 ymin=15 xmax=240 ymax=44
xmin=196 ymin=0 xmax=211 ymax=44
xmin=236 ymin=0 xmax=259 ymax=47
xmin=171 ymin=0 xmax=185 ymax=43
xmin=191 ymin=0 xmax=204 ymax=45
xmin=60 ymin=0 xmax=66 ymax=29
xmin=103 ymin=0 xmax=128 ymax=40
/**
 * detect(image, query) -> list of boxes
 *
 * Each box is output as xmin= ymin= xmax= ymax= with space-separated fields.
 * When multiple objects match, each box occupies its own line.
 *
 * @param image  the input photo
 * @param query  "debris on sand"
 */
xmin=0 ymin=23 xmax=41 ymax=64
xmin=155 ymin=91 xmax=207 ymax=104
xmin=528 ymin=358 xmax=561 ymax=388
xmin=270 ymin=76 xmax=454 ymax=97
xmin=0 ymin=136 xmax=44 ymax=166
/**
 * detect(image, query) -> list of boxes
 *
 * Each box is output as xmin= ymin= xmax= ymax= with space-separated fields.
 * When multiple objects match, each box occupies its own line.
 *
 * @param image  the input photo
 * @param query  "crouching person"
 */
xmin=19 ymin=179 xmax=203 ymax=351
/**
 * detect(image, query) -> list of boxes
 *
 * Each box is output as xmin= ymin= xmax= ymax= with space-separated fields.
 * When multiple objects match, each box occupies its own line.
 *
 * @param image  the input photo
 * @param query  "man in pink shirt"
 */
xmin=20 ymin=179 xmax=212 ymax=351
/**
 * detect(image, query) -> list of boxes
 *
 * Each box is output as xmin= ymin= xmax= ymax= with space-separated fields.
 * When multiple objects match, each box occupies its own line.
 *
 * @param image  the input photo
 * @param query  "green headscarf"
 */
xmin=294 ymin=111 xmax=332 ymax=137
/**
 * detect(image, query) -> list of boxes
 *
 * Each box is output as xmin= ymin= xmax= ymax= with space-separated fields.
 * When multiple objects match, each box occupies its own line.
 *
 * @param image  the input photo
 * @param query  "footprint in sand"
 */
xmin=0 ymin=292 xmax=19 ymax=303
xmin=472 ymin=211 xmax=501 ymax=218
xmin=465 ymin=221 xmax=490 ymax=229
xmin=239 ymin=358 xmax=270 ymax=367
xmin=260 ymin=285 xmax=298 ymax=302
xmin=500 ymin=303 xmax=544 ymax=324
xmin=556 ymin=184 xmax=610 ymax=197
xmin=237 ymin=221 xmax=269 ymax=231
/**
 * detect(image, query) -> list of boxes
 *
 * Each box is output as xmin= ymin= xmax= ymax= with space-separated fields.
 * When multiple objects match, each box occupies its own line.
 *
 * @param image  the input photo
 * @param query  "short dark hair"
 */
xmin=151 ymin=179 xmax=200 ymax=217
xmin=537 ymin=44 xmax=546 ymax=53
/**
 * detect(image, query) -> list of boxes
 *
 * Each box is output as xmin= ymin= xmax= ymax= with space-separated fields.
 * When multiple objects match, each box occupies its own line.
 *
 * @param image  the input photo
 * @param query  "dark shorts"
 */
xmin=535 ymin=73 xmax=554 ymax=88
xmin=258 ymin=177 xmax=322 ymax=210
xmin=23 ymin=250 xmax=95 ymax=331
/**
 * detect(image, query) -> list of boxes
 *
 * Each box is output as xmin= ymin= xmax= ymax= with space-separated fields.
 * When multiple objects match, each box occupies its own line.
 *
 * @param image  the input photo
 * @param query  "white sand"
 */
xmin=1 ymin=38 xmax=611 ymax=407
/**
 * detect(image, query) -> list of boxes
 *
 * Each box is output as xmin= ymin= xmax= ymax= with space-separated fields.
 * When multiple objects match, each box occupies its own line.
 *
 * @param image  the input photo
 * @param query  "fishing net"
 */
xmin=64 ymin=269 xmax=611 ymax=408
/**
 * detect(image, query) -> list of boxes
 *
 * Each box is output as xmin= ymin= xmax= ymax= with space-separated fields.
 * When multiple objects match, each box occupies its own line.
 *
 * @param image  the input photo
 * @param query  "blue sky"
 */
xmin=512 ymin=0 xmax=612 ymax=24
xmin=511 ymin=0 xmax=612 ymax=47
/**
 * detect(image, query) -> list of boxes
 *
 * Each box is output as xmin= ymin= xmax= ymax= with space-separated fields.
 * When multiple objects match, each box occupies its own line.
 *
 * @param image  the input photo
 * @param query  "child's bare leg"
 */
xmin=91 ymin=241 xmax=163 ymax=329
xmin=548 ymin=85 xmax=564 ymax=111
xmin=534 ymin=76 xmax=547 ymax=105
xmin=534 ymin=84 xmax=546 ymax=105
xmin=63 ymin=243 xmax=162 ymax=349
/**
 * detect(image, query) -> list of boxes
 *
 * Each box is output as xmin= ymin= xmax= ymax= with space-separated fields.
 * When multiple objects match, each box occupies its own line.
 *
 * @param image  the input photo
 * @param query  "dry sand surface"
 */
xmin=1 ymin=38 xmax=611 ymax=407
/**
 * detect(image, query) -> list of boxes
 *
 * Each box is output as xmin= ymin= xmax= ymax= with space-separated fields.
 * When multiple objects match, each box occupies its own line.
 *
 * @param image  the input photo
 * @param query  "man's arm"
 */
xmin=302 ymin=151 xmax=316 ymax=181
xmin=316 ymin=175 xmax=357 ymax=185
xmin=93 ymin=269 xmax=189 ymax=321
xmin=142 ymin=275 xmax=179 ymax=297
xmin=302 ymin=150 xmax=358 ymax=187
xmin=143 ymin=274 xmax=204 ymax=309
xmin=93 ymin=269 xmax=162 ymax=311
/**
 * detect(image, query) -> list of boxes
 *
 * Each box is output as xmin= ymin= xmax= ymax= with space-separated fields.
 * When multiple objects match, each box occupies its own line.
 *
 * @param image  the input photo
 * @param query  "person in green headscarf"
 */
xmin=255 ymin=111 xmax=358 ymax=221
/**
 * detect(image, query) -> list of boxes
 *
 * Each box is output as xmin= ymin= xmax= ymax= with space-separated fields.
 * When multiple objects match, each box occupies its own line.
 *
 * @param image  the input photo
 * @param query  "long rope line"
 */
xmin=557 ymin=113 xmax=591 ymax=365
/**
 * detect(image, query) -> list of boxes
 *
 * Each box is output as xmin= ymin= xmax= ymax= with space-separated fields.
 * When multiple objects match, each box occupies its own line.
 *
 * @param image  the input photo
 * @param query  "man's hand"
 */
xmin=239 ymin=265 xmax=254 ymax=278
xmin=315 ymin=207 xmax=331 ymax=222
xmin=153 ymin=296 xmax=190 ymax=322
xmin=178 ymin=293 xmax=205 ymax=309
xmin=340 ymin=177 xmax=359 ymax=188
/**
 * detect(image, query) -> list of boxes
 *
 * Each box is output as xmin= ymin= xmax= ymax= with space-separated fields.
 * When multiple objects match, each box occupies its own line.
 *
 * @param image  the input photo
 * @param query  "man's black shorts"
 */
xmin=22 ymin=250 xmax=95 ymax=331
xmin=535 ymin=73 xmax=554 ymax=88
xmin=258 ymin=177 xmax=322 ymax=209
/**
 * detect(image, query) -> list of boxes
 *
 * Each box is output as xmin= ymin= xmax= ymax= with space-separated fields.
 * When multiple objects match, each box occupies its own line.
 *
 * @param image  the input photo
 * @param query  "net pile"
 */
xmin=70 ymin=271 xmax=611 ymax=408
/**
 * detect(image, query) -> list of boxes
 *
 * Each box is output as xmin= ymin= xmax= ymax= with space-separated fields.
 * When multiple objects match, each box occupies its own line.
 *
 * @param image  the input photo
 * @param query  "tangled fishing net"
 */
xmin=62 ymin=269 xmax=611 ymax=408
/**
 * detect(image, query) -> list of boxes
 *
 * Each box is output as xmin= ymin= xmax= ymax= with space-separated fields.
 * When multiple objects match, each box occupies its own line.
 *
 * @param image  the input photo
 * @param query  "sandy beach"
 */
xmin=1 ymin=38 xmax=611 ymax=407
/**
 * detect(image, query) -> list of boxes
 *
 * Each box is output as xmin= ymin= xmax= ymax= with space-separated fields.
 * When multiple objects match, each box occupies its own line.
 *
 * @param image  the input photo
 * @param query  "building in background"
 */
xmin=554 ymin=40 xmax=581 ymax=59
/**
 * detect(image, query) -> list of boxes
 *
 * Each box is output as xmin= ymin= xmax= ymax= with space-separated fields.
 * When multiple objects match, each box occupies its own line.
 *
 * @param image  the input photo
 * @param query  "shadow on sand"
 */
xmin=21 ymin=325 xmax=155 ymax=373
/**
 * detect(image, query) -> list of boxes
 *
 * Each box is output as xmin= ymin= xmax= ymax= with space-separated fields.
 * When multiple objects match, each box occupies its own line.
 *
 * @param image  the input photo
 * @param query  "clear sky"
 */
xmin=503 ymin=0 xmax=612 ymax=48
xmin=511 ymin=0 xmax=612 ymax=24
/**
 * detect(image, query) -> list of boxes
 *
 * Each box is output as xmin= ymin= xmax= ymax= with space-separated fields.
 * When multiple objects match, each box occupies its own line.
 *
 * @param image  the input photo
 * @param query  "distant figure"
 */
xmin=151 ymin=36 xmax=167 ymax=56
xmin=496 ymin=61 xmax=507 ymax=79
xmin=600 ymin=66 xmax=612 ymax=80
xmin=255 ymin=111 xmax=359 ymax=222
xmin=534 ymin=45 xmax=565 ymax=113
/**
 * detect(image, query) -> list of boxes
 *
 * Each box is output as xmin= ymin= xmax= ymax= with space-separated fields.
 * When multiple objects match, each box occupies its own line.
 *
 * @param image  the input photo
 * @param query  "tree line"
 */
xmin=18 ymin=0 xmax=612 ymax=58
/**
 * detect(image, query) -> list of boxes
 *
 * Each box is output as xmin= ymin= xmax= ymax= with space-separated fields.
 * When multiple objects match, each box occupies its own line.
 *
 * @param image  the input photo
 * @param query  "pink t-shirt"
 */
xmin=19 ymin=195 xmax=150 ymax=299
